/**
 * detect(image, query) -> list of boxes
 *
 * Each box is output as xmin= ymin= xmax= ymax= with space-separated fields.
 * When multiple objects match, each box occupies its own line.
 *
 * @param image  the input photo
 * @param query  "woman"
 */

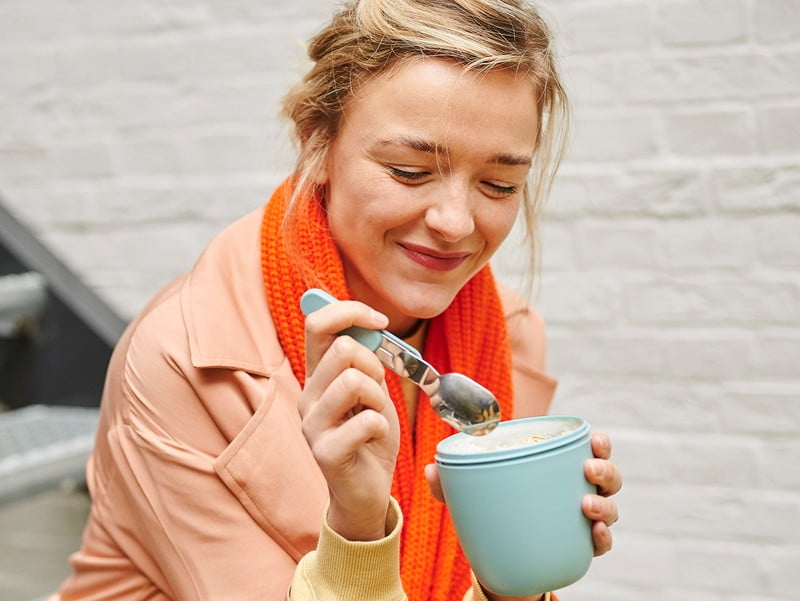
xmin=53 ymin=1 xmax=621 ymax=600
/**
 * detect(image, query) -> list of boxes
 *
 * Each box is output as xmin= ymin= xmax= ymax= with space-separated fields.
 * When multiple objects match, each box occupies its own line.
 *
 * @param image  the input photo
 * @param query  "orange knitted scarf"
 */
xmin=260 ymin=177 xmax=514 ymax=601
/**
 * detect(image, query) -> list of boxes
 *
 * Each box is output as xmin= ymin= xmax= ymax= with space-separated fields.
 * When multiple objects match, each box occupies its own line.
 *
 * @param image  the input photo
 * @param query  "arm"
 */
xmin=293 ymin=299 xmax=406 ymax=600
xmin=57 ymin=303 xmax=313 ymax=600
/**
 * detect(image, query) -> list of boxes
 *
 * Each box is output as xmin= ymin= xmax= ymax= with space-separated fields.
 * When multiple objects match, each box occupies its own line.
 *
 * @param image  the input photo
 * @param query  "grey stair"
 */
xmin=0 ymin=405 xmax=99 ymax=504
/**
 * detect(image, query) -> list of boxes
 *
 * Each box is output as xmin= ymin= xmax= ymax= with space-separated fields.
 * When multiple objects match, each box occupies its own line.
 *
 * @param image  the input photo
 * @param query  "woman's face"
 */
xmin=319 ymin=58 xmax=540 ymax=335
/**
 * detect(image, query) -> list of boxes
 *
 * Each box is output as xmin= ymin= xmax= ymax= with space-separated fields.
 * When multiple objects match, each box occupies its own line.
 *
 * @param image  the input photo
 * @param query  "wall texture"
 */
xmin=1 ymin=1 xmax=798 ymax=599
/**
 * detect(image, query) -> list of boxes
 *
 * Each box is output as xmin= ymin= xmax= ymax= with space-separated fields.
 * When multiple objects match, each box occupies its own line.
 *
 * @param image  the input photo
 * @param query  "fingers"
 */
xmin=582 ymin=493 xmax=618 ymax=527
xmin=584 ymin=457 xmax=623 ymax=497
xmin=584 ymin=433 xmax=620 ymax=557
xmin=302 ymin=368 xmax=391 ymax=459
xmin=591 ymin=431 xmax=612 ymax=460
xmin=587 ymin=432 xmax=622 ymax=497
xmin=424 ymin=464 xmax=445 ymax=504
xmin=301 ymin=335 xmax=386 ymax=417
xmin=590 ymin=520 xmax=613 ymax=557
xmin=304 ymin=300 xmax=388 ymax=375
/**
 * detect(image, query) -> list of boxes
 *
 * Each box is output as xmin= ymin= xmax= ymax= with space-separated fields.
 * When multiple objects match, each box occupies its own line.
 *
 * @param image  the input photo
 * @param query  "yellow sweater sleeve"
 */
xmin=289 ymin=498 xmax=407 ymax=601
xmin=465 ymin=574 xmax=553 ymax=601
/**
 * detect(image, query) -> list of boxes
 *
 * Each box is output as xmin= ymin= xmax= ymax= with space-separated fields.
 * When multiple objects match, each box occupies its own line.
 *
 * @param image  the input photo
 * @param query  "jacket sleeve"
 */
xmin=56 ymin=298 xmax=307 ymax=600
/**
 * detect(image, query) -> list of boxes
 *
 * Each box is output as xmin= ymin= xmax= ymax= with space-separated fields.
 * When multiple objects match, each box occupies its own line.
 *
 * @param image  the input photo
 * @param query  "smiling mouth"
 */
xmin=398 ymin=242 xmax=471 ymax=272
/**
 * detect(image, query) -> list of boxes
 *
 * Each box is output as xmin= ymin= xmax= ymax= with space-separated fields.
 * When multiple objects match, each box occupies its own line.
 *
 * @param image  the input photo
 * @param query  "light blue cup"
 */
xmin=435 ymin=416 xmax=595 ymax=596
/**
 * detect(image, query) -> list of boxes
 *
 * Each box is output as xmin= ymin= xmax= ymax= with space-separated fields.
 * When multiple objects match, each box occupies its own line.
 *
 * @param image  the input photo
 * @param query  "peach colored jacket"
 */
xmin=52 ymin=206 xmax=557 ymax=601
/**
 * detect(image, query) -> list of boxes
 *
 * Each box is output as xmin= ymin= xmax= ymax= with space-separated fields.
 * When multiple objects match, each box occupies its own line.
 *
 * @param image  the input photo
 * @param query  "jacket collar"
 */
xmin=180 ymin=206 xmax=285 ymax=377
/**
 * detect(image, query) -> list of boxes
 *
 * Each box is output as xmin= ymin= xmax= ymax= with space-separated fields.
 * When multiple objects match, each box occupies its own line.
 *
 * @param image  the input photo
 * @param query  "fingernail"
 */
xmin=370 ymin=309 xmax=388 ymax=324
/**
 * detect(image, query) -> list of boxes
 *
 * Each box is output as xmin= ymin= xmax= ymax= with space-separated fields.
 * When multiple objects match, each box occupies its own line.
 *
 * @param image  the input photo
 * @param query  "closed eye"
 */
xmin=482 ymin=181 xmax=518 ymax=198
xmin=389 ymin=167 xmax=431 ymax=182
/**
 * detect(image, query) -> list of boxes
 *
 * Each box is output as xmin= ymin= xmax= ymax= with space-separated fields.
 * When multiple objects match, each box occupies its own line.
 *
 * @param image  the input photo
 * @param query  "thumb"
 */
xmin=424 ymin=463 xmax=446 ymax=504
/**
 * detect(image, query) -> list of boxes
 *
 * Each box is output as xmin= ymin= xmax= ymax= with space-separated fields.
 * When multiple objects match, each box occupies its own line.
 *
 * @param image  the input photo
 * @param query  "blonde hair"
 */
xmin=283 ymin=0 xmax=569 ymax=271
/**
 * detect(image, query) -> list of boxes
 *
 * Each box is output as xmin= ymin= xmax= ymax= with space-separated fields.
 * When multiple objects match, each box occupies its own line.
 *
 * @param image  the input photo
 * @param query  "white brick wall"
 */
xmin=1 ymin=1 xmax=798 ymax=599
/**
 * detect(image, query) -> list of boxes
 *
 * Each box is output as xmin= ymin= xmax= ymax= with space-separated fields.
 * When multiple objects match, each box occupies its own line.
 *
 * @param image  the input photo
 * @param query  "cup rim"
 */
xmin=435 ymin=415 xmax=590 ymax=465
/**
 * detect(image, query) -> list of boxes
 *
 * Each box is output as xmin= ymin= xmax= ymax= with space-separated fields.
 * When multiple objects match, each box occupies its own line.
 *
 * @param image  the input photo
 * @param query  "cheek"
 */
xmin=481 ymin=202 xmax=521 ymax=248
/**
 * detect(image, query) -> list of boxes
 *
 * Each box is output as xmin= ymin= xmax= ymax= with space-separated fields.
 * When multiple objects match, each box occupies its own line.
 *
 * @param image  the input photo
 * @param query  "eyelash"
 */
xmin=389 ymin=167 xmax=429 ymax=181
xmin=389 ymin=167 xmax=518 ymax=197
xmin=485 ymin=182 xmax=517 ymax=196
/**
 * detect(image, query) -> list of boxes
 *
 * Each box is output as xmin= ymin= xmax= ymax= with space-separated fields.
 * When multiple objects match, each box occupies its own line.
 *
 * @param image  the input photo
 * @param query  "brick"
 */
xmin=564 ymin=61 xmax=624 ymax=107
xmin=206 ymin=0 xmax=332 ymax=27
xmin=0 ymin=48 xmax=55 ymax=92
xmin=752 ymin=337 xmax=800 ymax=380
xmin=663 ymin=335 xmax=756 ymax=380
xmin=552 ymin=380 xmax=800 ymax=438
xmin=0 ymin=144 xmax=51 ymax=179
xmin=568 ymin=112 xmax=659 ymax=162
xmin=550 ymin=333 xmax=754 ymax=381
xmin=755 ymin=215 xmax=800 ymax=268
xmin=718 ymin=385 xmax=800 ymax=436
xmin=656 ymin=0 xmax=747 ymax=47
xmin=615 ymin=51 xmax=800 ymax=103
xmin=115 ymin=137 xmax=181 ymax=176
xmin=549 ymin=380 xmax=720 ymax=433
xmin=43 ymin=221 xmax=216 ymax=277
xmin=758 ymin=104 xmax=800 ymax=154
xmin=625 ymin=278 xmax=800 ymax=325
xmin=762 ymin=545 xmax=800 ymax=598
xmin=74 ymin=0 xmax=209 ymax=35
xmin=574 ymin=225 xmax=658 ymax=269
xmin=89 ymin=82 xmax=179 ymax=130
xmin=0 ymin=0 xmax=80 ymax=44
xmin=664 ymin=108 xmax=756 ymax=156
xmin=547 ymin=334 xmax=667 ymax=379
xmin=548 ymin=334 xmax=756 ymax=381
xmin=53 ymin=40 xmax=187 ymax=87
xmin=177 ymin=130 xmax=267 ymax=174
xmin=756 ymin=439 xmax=800 ymax=491
xmin=754 ymin=0 xmax=800 ymax=44
xmin=713 ymin=165 xmax=800 ymax=213
xmin=621 ymin=483 xmax=800 ymax=544
xmin=536 ymin=273 xmax=618 ymax=324
xmin=562 ymin=3 xmax=651 ymax=53
xmin=537 ymin=221 xmax=577 ymax=269
xmin=655 ymin=219 xmax=756 ymax=269
xmin=547 ymin=167 xmax=709 ymax=219
xmin=612 ymin=430 xmax=762 ymax=488
xmin=545 ymin=171 xmax=622 ymax=219
xmin=52 ymin=141 xmax=114 ymax=178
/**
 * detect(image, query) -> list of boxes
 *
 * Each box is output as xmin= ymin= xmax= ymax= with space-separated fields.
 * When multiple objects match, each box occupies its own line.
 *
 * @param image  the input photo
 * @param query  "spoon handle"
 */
xmin=300 ymin=288 xmax=428 ymax=366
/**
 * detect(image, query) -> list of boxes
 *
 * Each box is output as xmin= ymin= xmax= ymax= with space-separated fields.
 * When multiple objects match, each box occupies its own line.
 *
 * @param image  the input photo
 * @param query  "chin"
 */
xmin=390 ymin=285 xmax=460 ymax=320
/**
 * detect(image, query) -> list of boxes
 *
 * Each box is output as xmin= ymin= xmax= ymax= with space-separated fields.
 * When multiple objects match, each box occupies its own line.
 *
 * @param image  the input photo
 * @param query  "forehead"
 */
xmin=337 ymin=57 xmax=541 ymax=156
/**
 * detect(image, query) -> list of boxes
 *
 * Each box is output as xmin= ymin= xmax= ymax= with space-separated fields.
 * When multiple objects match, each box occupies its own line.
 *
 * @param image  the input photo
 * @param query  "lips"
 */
xmin=398 ymin=242 xmax=471 ymax=272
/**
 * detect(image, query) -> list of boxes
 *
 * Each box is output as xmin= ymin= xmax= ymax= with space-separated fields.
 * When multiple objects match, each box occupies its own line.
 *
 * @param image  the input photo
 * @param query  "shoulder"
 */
xmin=103 ymin=206 xmax=280 ymax=450
xmin=497 ymin=283 xmax=547 ymax=373
xmin=496 ymin=282 xmax=557 ymax=417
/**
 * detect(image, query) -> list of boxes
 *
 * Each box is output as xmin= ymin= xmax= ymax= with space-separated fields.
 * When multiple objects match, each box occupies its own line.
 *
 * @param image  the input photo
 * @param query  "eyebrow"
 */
xmin=374 ymin=136 xmax=532 ymax=167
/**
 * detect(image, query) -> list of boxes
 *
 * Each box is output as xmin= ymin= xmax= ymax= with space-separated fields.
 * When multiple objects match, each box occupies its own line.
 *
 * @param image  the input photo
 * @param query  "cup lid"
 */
xmin=435 ymin=415 xmax=590 ymax=465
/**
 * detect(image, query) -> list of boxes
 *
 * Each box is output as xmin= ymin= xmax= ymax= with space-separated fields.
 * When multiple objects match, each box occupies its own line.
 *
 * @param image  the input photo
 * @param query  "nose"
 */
xmin=424 ymin=184 xmax=475 ymax=242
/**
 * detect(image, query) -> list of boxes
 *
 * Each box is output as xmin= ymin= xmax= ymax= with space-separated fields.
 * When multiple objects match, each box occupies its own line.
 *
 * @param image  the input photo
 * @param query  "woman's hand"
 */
xmin=301 ymin=300 xmax=401 ymax=542
xmin=424 ymin=431 xmax=623 ymax=557
xmin=582 ymin=432 xmax=622 ymax=556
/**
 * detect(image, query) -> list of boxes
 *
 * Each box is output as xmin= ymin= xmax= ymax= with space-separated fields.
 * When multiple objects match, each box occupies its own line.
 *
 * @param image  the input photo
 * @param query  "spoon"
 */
xmin=300 ymin=288 xmax=500 ymax=436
